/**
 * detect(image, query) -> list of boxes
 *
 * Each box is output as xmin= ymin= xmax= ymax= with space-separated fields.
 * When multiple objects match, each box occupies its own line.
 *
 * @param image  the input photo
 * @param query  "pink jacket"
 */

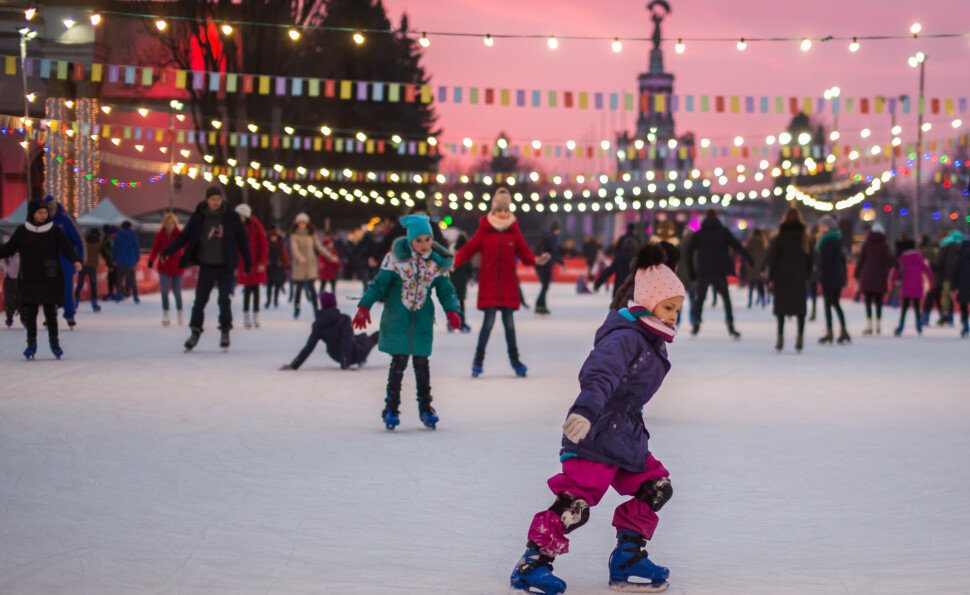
xmin=890 ymin=250 xmax=935 ymax=299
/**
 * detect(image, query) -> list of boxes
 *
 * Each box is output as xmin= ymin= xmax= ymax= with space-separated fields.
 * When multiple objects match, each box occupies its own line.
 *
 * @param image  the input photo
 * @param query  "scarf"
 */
xmin=619 ymin=301 xmax=677 ymax=343
xmin=816 ymin=229 xmax=842 ymax=251
xmin=487 ymin=212 xmax=515 ymax=232
xmin=25 ymin=222 xmax=53 ymax=233
xmin=382 ymin=248 xmax=443 ymax=311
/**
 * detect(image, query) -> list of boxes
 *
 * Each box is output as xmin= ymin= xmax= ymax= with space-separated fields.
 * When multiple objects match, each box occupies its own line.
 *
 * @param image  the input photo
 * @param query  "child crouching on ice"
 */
xmin=281 ymin=292 xmax=380 ymax=371
xmin=510 ymin=244 xmax=685 ymax=594
xmin=352 ymin=214 xmax=462 ymax=430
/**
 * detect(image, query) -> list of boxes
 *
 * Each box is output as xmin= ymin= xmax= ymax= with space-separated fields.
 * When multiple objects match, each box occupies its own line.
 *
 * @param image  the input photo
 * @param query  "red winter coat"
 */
xmin=237 ymin=216 xmax=269 ymax=286
xmin=317 ymin=237 xmax=340 ymax=281
xmin=148 ymin=227 xmax=185 ymax=276
xmin=454 ymin=215 xmax=537 ymax=309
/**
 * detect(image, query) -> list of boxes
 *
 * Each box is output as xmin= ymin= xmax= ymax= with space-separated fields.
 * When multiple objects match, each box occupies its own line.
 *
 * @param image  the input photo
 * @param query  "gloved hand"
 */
xmin=446 ymin=311 xmax=462 ymax=331
xmin=563 ymin=413 xmax=591 ymax=444
xmin=352 ymin=306 xmax=371 ymax=330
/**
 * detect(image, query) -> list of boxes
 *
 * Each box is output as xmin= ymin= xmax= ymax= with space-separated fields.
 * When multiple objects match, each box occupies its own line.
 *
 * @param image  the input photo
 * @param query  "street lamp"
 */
xmin=18 ymin=27 xmax=38 ymax=199
xmin=909 ymin=52 xmax=926 ymax=238
xmin=168 ymin=99 xmax=184 ymax=211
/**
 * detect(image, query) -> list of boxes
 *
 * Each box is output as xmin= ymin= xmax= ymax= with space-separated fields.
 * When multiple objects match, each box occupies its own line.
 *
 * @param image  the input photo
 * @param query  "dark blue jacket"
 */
xmin=561 ymin=310 xmax=671 ymax=472
xmin=51 ymin=202 xmax=85 ymax=274
xmin=816 ymin=231 xmax=847 ymax=292
xmin=687 ymin=216 xmax=752 ymax=281
xmin=290 ymin=307 xmax=375 ymax=369
xmin=161 ymin=200 xmax=251 ymax=272
xmin=534 ymin=231 xmax=566 ymax=281
xmin=112 ymin=228 xmax=141 ymax=268
xmin=950 ymin=239 xmax=970 ymax=299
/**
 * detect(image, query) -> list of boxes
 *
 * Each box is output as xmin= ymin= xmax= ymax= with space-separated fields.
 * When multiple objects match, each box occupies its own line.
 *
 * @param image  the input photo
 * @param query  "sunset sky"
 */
xmin=382 ymin=0 xmax=970 ymax=175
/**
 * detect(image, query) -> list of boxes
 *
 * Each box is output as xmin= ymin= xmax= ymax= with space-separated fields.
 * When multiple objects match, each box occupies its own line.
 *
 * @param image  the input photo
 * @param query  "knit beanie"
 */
xmin=630 ymin=244 xmax=686 ymax=311
xmin=205 ymin=186 xmax=223 ymax=199
xmin=27 ymin=198 xmax=47 ymax=223
xmin=319 ymin=291 xmax=337 ymax=310
xmin=294 ymin=212 xmax=310 ymax=224
xmin=871 ymin=222 xmax=885 ymax=235
xmin=400 ymin=214 xmax=433 ymax=242
xmin=491 ymin=188 xmax=512 ymax=212
xmin=235 ymin=204 xmax=252 ymax=219
xmin=819 ymin=216 xmax=837 ymax=230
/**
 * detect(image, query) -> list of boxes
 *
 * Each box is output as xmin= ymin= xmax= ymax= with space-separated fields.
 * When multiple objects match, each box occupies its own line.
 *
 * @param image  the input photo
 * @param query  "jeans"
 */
xmin=385 ymin=354 xmax=432 ymax=412
xmin=242 ymin=285 xmax=260 ymax=312
xmin=22 ymin=303 xmax=58 ymax=344
xmin=159 ymin=273 xmax=183 ymax=311
xmin=189 ymin=265 xmax=234 ymax=331
xmin=863 ymin=291 xmax=884 ymax=319
xmin=693 ymin=277 xmax=734 ymax=327
xmin=62 ymin=272 xmax=77 ymax=319
xmin=747 ymin=281 xmax=766 ymax=308
xmin=536 ymin=269 xmax=552 ymax=310
xmin=475 ymin=307 xmax=518 ymax=359
xmin=117 ymin=266 xmax=138 ymax=300
xmin=74 ymin=266 xmax=98 ymax=309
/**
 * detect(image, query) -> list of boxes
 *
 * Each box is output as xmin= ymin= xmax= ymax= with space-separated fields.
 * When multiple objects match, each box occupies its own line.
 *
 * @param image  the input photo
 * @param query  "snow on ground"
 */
xmin=1 ymin=282 xmax=969 ymax=594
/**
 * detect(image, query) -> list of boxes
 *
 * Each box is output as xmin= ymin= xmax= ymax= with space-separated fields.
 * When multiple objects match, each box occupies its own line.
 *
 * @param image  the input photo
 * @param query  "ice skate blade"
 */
xmin=509 ymin=579 xmax=565 ymax=595
xmin=609 ymin=579 xmax=669 ymax=592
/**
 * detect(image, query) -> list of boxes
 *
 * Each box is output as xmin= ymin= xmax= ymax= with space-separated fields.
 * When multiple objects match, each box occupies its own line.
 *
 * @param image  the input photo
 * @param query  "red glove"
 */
xmin=446 ymin=311 xmax=462 ymax=331
xmin=352 ymin=306 xmax=371 ymax=330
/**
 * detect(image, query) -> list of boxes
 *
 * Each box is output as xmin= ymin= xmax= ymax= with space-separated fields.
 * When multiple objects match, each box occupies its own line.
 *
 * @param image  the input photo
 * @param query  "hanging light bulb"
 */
xmin=101 ymin=105 xmax=111 ymax=115
xmin=736 ymin=38 xmax=747 ymax=51
xmin=137 ymin=108 xmax=149 ymax=117
xmin=800 ymin=37 xmax=812 ymax=52
xmin=288 ymin=28 xmax=301 ymax=41
xmin=247 ymin=123 xmax=258 ymax=133
xmin=283 ymin=126 xmax=294 ymax=135
xmin=25 ymin=92 xmax=36 ymax=103
xmin=90 ymin=13 xmax=102 ymax=26
xmin=211 ymin=119 xmax=222 ymax=129
xmin=63 ymin=18 xmax=75 ymax=29
xmin=355 ymin=131 xmax=367 ymax=142
xmin=547 ymin=35 xmax=558 ymax=50
xmin=848 ymin=37 xmax=860 ymax=52
xmin=611 ymin=37 xmax=622 ymax=53
xmin=175 ymin=114 xmax=186 ymax=122
xmin=733 ymin=136 xmax=744 ymax=147
xmin=860 ymin=128 xmax=871 ymax=138
xmin=418 ymin=32 xmax=430 ymax=48
xmin=221 ymin=23 xmax=233 ymax=36
xmin=353 ymin=31 xmax=365 ymax=45
xmin=483 ymin=33 xmax=494 ymax=47
xmin=25 ymin=7 xmax=36 ymax=21
xmin=320 ymin=125 xmax=332 ymax=135
xmin=64 ymin=100 xmax=74 ymax=109
xmin=155 ymin=18 xmax=167 ymax=32
xmin=910 ymin=23 xmax=922 ymax=37
xmin=675 ymin=39 xmax=685 ymax=53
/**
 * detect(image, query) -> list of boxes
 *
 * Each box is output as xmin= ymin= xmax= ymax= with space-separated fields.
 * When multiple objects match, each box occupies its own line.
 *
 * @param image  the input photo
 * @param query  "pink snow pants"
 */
xmin=527 ymin=455 xmax=669 ymax=557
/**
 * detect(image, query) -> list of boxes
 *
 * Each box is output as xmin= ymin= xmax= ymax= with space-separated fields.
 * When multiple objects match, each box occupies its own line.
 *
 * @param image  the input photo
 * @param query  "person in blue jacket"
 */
xmin=280 ymin=292 xmax=379 ymax=370
xmin=112 ymin=220 xmax=141 ymax=303
xmin=510 ymin=244 xmax=685 ymax=595
xmin=42 ymin=196 xmax=86 ymax=328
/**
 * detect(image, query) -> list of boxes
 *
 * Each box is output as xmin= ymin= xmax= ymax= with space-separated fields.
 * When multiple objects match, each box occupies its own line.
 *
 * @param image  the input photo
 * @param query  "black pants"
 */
xmin=189 ymin=265 xmax=234 ymax=331
xmin=822 ymin=286 xmax=847 ymax=332
xmin=748 ymin=281 xmax=766 ymax=308
xmin=694 ymin=277 xmax=734 ymax=327
xmin=452 ymin=273 xmax=469 ymax=326
xmin=475 ymin=307 xmax=518 ymax=360
xmin=863 ymin=291 xmax=885 ymax=319
xmin=385 ymin=354 xmax=432 ymax=413
xmin=117 ymin=266 xmax=138 ymax=299
xmin=319 ymin=279 xmax=337 ymax=295
xmin=292 ymin=280 xmax=318 ymax=314
xmin=959 ymin=300 xmax=969 ymax=327
xmin=74 ymin=266 xmax=98 ymax=307
xmin=265 ymin=282 xmax=284 ymax=307
xmin=242 ymin=285 xmax=260 ymax=313
xmin=898 ymin=298 xmax=922 ymax=331
xmin=536 ymin=269 xmax=552 ymax=310
xmin=106 ymin=267 xmax=118 ymax=297
xmin=922 ymin=284 xmax=941 ymax=319
xmin=3 ymin=277 xmax=19 ymax=320
xmin=776 ymin=314 xmax=805 ymax=337
xmin=22 ymin=303 xmax=58 ymax=344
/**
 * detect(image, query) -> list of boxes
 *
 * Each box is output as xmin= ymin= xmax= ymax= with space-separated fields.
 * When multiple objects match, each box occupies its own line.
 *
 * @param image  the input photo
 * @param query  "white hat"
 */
xmin=295 ymin=212 xmax=310 ymax=224
xmin=235 ymin=204 xmax=252 ymax=218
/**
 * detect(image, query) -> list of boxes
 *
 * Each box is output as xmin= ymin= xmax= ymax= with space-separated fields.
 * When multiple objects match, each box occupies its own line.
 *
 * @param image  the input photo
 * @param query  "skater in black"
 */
xmin=161 ymin=186 xmax=251 ymax=351
xmin=686 ymin=209 xmax=753 ymax=338
xmin=281 ymin=292 xmax=380 ymax=370
xmin=0 ymin=198 xmax=82 ymax=359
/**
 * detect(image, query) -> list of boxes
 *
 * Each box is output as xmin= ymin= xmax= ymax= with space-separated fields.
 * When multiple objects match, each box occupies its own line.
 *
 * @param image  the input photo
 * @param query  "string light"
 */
xmin=155 ymin=18 xmax=167 ymax=32
xmin=247 ymin=123 xmax=259 ymax=133
xmin=910 ymin=23 xmax=922 ymax=37
xmin=221 ymin=23 xmax=233 ymax=36
xmin=675 ymin=39 xmax=685 ymax=53
xmin=211 ymin=119 xmax=222 ymax=129
xmin=547 ymin=35 xmax=558 ymax=50
xmin=418 ymin=32 xmax=430 ymax=48
xmin=320 ymin=125 xmax=332 ymax=135
xmin=353 ymin=31 xmax=365 ymax=45
xmin=484 ymin=34 xmax=494 ymax=47
xmin=24 ymin=7 xmax=36 ymax=21
xmin=101 ymin=105 xmax=111 ymax=115
xmin=90 ymin=13 xmax=102 ymax=26
xmin=953 ymin=119 xmax=963 ymax=128
xmin=733 ymin=136 xmax=744 ymax=147
xmin=860 ymin=128 xmax=871 ymax=138
xmin=355 ymin=131 xmax=367 ymax=142
xmin=612 ymin=37 xmax=622 ymax=53
xmin=737 ymin=38 xmax=747 ymax=51
xmin=849 ymin=37 xmax=860 ymax=52
xmin=63 ymin=18 xmax=76 ymax=29
xmin=284 ymin=126 xmax=295 ymax=135
xmin=800 ymin=37 xmax=812 ymax=51
xmin=288 ymin=28 xmax=301 ymax=41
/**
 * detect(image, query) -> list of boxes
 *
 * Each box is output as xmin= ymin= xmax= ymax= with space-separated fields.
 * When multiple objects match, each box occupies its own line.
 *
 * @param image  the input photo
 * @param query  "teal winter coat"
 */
xmin=358 ymin=237 xmax=460 ymax=357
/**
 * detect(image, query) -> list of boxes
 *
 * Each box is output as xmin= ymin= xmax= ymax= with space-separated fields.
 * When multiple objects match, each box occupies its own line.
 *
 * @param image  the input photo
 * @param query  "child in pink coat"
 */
xmin=890 ymin=239 xmax=935 ymax=336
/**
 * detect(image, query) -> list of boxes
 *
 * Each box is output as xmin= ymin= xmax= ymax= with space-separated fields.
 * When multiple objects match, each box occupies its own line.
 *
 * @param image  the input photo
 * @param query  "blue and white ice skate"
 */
xmin=472 ymin=356 xmax=483 ymax=378
xmin=50 ymin=341 xmax=63 ymax=360
xmin=419 ymin=407 xmax=438 ymax=430
xmin=509 ymin=357 xmax=528 ymax=378
xmin=608 ymin=530 xmax=670 ymax=592
xmin=510 ymin=544 xmax=566 ymax=595
xmin=382 ymin=408 xmax=400 ymax=431
xmin=23 ymin=343 xmax=37 ymax=360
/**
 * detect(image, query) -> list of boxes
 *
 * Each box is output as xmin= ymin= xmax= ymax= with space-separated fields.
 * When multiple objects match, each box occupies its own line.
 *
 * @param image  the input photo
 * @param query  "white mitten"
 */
xmin=563 ymin=413 xmax=592 ymax=444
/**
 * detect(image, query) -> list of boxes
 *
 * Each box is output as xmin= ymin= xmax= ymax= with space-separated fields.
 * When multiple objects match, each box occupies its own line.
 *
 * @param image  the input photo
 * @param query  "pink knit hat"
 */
xmin=632 ymin=265 xmax=686 ymax=311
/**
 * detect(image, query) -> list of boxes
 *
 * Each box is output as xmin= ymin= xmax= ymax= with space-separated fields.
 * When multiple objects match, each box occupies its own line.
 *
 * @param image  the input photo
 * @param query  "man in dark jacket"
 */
xmin=595 ymin=223 xmax=640 ymax=297
xmin=534 ymin=221 xmax=565 ymax=315
xmin=686 ymin=209 xmax=753 ymax=338
xmin=162 ymin=186 xmax=251 ymax=351
xmin=281 ymin=292 xmax=379 ymax=370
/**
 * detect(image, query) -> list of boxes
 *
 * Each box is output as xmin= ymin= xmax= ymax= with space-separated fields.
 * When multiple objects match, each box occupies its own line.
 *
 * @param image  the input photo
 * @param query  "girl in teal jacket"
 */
xmin=353 ymin=215 xmax=461 ymax=430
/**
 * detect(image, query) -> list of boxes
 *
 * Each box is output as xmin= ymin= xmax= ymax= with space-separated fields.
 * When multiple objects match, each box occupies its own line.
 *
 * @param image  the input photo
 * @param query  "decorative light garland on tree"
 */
xmin=75 ymin=98 xmax=99 ymax=215
xmin=43 ymin=97 xmax=70 ymax=210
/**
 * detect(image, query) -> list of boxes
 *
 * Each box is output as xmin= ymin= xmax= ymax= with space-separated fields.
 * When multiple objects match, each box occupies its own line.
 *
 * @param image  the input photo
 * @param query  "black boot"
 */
xmin=818 ymin=330 xmax=834 ymax=344
xmin=509 ymin=350 xmax=528 ymax=377
xmin=837 ymin=328 xmax=851 ymax=344
xmin=472 ymin=350 xmax=485 ymax=377
xmin=775 ymin=333 xmax=783 ymax=353
xmin=727 ymin=323 xmax=741 ymax=339
xmin=795 ymin=333 xmax=804 ymax=353
xmin=220 ymin=328 xmax=230 ymax=350
xmin=184 ymin=328 xmax=201 ymax=351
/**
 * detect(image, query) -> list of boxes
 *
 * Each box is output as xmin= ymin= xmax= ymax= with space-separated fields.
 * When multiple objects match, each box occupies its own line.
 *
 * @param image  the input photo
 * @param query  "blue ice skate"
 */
xmin=962 ymin=321 xmax=969 ymax=338
xmin=510 ymin=544 xmax=566 ymax=595
xmin=419 ymin=407 xmax=439 ymax=430
xmin=382 ymin=407 xmax=400 ymax=430
xmin=50 ymin=341 xmax=63 ymax=360
xmin=23 ymin=342 xmax=37 ymax=360
xmin=509 ymin=356 xmax=528 ymax=378
xmin=472 ymin=353 xmax=484 ymax=378
xmin=608 ymin=530 xmax=670 ymax=592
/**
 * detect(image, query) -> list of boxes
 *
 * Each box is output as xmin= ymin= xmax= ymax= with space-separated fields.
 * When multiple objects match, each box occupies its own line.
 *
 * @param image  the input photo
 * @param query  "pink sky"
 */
xmin=383 ymin=0 xmax=970 ymax=175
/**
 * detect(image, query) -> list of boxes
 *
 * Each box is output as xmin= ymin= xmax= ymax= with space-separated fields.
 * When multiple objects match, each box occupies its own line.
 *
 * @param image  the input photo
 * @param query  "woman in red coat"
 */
xmin=453 ymin=188 xmax=549 ymax=378
xmin=317 ymin=235 xmax=341 ymax=294
xmin=235 ymin=204 xmax=269 ymax=329
xmin=147 ymin=212 xmax=186 ymax=326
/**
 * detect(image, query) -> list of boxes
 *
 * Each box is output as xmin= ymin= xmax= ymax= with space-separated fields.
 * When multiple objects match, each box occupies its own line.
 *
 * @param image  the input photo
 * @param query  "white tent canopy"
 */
xmin=76 ymin=198 xmax=130 ymax=227
xmin=0 ymin=200 xmax=28 ymax=227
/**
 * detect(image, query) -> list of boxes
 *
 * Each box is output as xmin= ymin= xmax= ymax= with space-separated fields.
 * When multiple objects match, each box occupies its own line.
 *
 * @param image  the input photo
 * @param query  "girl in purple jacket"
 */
xmin=510 ymin=245 xmax=685 ymax=595
xmin=890 ymin=239 xmax=935 ymax=336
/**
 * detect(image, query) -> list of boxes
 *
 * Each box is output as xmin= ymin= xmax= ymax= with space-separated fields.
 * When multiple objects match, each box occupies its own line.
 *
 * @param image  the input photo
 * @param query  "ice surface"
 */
xmin=1 ymin=284 xmax=968 ymax=594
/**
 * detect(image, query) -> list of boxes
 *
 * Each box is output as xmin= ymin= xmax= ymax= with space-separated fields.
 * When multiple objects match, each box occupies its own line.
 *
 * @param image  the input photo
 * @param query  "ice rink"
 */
xmin=1 ymin=282 xmax=968 ymax=594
